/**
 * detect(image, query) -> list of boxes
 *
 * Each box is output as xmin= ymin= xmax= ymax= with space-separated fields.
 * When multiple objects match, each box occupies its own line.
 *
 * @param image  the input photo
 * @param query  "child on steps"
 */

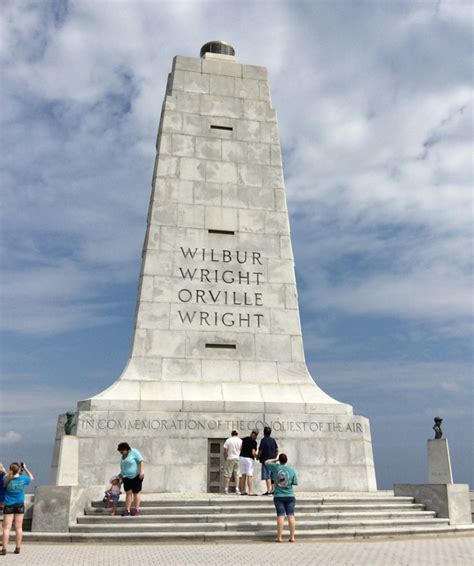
xmin=104 ymin=475 xmax=122 ymax=516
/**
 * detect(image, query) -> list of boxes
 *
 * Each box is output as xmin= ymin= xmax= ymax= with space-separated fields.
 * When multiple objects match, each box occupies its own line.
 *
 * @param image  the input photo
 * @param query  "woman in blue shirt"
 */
xmin=1 ymin=462 xmax=34 ymax=555
xmin=117 ymin=442 xmax=145 ymax=516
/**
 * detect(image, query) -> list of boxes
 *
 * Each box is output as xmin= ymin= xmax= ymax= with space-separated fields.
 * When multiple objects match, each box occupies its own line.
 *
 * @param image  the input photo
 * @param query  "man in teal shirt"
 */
xmin=266 ymin=454 xmax=298 ymax=543
xmin=117 ymin=442 xmax=145 ymax=516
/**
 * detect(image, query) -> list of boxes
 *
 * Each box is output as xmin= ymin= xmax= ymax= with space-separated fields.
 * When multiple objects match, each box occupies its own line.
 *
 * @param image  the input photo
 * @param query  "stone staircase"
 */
xmin=24 ymin=492 xmax=474 ymax=542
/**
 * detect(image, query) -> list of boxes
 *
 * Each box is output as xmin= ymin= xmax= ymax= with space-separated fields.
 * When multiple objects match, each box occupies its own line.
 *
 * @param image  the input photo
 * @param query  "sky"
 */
xmin=0 ymin=0 xmax=472 ymax=491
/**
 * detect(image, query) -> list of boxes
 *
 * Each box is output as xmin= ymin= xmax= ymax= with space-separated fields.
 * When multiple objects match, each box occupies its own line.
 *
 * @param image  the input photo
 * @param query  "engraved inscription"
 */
xmin=177 ymin=246 xmax=265 ymax=329
xmin=80 ymin=416 xmax=364 ymax=435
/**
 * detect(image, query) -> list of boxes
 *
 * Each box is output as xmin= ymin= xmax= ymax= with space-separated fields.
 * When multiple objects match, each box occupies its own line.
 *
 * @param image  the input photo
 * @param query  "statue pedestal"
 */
xmin=428 ymin=439 xmax=453 ymax=484
xmin=54 ymin=435 xmax=79 ymax=486
xmin=394 ymin=438 xmax=471 ymax=526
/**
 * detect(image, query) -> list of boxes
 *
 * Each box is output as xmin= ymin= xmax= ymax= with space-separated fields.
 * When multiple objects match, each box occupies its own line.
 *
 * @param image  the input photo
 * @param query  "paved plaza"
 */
xmin=1 ymin=536 xmax=473 ymax=565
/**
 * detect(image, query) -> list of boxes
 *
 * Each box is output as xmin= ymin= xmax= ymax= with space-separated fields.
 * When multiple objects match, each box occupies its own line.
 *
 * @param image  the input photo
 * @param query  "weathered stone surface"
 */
xmin=222 ymin=140 xmax=247 ymax=163
xmin=260 ymin=122 xmax=279 ymax=143
xmin=194 ymin=180 xmax=221 ymax=205
xmin=235 ymin=77 xmax=260 ymax=99
xmin=202 ymin=58 xmax=242 ymax=77
xmin=210 ymin=74 xmax=235 ymax=97
xmin=183 ymin=70 xmax=209 ymax=93
xmin=182 ymin=114 xmax=206 ymax=135
xmin=161 ymin=110 xmax=183 ymax=133
xmin=195 ymin=137 xmax=221 ymax=160
xmin=173 ymin=55 xmax=201 ymax=73
xmin=205 ymin=160 xmax=238 ymax=183
xmin=242 ymin=64 xmax=268 ymax=80
xmin=200 ymin=94 xmax=242 ymax=118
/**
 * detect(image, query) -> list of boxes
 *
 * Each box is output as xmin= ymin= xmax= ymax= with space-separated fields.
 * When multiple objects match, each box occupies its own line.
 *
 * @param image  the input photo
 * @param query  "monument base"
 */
xmin=32 ymin=485 xmax=103 ymax=533
xmin=52 ymin=405 xmax=377 ymax=493
xmin=394 ymin=484 xmax=472 ymax=525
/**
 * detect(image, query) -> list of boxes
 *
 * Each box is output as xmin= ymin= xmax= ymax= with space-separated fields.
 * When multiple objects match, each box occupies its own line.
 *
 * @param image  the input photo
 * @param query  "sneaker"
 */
xmin=121 ymin=509 xmax=131 ymax=516
xmin=130 ymin=508 xmax=138 ymax=516
xmin=224 ymin=490 xmax=229 ymax=495
xmin=235 ymin=489 xmax=241 ymax=495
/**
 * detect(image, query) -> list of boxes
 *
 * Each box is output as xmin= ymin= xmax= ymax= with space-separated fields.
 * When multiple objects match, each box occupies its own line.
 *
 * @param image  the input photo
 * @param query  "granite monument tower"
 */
xmin=51 ymin=41 xmax=377 ymax=493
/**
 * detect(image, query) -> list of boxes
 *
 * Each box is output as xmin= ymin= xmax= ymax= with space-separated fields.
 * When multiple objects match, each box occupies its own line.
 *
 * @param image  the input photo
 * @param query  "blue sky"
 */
xmin=0 ymin=0 xmax=472 ymax=490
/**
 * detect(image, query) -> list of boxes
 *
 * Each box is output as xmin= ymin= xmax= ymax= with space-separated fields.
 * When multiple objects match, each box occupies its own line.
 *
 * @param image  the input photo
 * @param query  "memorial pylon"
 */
xmin=51 ymin=41 xmax=377 ymax=493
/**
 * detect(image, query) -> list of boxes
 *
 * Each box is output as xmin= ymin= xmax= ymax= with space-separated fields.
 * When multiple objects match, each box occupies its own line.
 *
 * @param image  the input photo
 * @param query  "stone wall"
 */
xmin=52 ymin=410 xmax=376 ymax=492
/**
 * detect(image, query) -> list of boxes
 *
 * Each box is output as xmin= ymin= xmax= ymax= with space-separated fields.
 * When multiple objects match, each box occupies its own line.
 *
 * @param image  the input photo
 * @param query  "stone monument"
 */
xmin=394 ymin=417 xmax=472 ymax=525
xmin=49 ymin=40 xmax=377 ymax=494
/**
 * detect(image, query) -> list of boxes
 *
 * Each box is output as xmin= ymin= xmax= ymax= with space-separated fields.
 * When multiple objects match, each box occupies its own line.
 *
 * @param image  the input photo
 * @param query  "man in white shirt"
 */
xmin=223 ymin=430 xmax=243 ymax=494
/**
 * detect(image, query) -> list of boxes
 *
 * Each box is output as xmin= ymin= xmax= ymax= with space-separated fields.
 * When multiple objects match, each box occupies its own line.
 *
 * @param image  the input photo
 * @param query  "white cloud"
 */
xmin=1 ymin=300 xmax=125 ymax=335
xmin=311 ymin=361 xmax=473 ymax=392
xmin=0 ymin=0 xmax=472 ymax=337
xmin=304 ymin=270 xmax=472 ymax=321
xmin=0 ymin=431 xmax=22 ymax=446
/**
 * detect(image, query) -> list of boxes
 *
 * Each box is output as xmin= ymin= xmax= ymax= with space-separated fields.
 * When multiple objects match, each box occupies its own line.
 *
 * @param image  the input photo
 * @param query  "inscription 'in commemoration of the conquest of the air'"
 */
xmin=80 ymin=417 xmax=364 ymax=434
xmin=176 ymin=247 xmax=265 ymax=329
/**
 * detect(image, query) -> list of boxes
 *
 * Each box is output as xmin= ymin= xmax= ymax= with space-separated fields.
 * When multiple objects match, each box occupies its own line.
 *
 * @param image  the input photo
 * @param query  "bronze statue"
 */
xmin=433 ymin=416 xmax=443 ymax=439
xmin=64 ymin=412 xmax=76 ymax=435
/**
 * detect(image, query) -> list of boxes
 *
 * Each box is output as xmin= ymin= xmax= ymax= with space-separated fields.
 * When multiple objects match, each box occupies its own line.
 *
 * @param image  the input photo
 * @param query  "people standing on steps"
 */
xmin=223 ymin=430 xmax=242 ymax=494
xmin=265 ymin=454 xmax=298 ymax=543
xmin=117 ymin=442 xmax=145 ymax=516
xmin=258 ymin=426 xmax=279 ymax=495
xmin=1 ymin=462 xmax=34 ymax=555
xmin=239 ymin=430 xmax=259 ymax=496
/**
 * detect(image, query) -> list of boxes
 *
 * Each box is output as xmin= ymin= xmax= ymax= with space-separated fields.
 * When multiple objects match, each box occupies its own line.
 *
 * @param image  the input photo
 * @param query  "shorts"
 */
xmin=122 ymin=475 xmax=143 ymax=494
xmin=223 ymin=458 xmax=240 ymax=479
xmin=274 ymin=496 xmax=296 ymax=517
xmin=3 ymin=503 xmax=25 ymax=515
xmin=110 ymin=494 xmax=120 ymax=503
xmin=261 ymin=462 xmax=274 ymax=481
xmin=239 ymin=456 xmax=255 ymax=476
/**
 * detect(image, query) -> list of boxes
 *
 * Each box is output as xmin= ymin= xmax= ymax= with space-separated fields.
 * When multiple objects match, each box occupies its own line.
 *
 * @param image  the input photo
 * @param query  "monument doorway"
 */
xmin=207 ymin=438 xmax=239 ymax=493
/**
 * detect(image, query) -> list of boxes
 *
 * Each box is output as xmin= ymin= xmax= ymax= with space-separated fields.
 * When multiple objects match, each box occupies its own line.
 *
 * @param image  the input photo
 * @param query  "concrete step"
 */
xmin=78 ymin=510 xmax=438 ymax=524
xmin=85 ymin=503 xmax=426 ymax=515
xmin=25 ymin=490 xmax=474 ymax=543
xmin=23 ymin=524 xmax=474 ymax=543
xmin=89 ymin=496 xmax=415 ymax=508
xmin=70 ymin=518 xmax=451 ymax=533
